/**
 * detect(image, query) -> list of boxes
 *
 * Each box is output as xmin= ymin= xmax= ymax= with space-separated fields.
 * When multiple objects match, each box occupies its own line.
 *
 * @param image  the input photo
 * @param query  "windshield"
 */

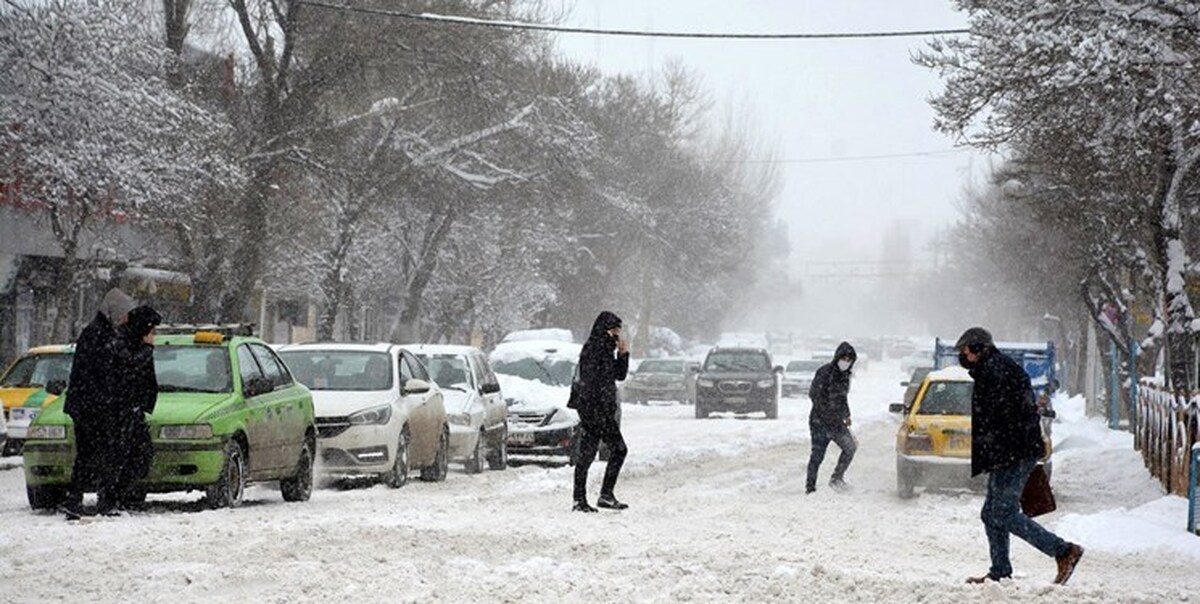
xmin=637 ymin=360 xmax=684 ymax=374
xmin=415 ymin=354 xmax=473 ymax=390
xmin=786 ymin=360 xmax=823 ymax=373
xmin=492 ymin=357 xmax=575 ymax=387
xmin=704 ymin=351 xmax=770 ymax=373
xmin=278 ymin=350 xmax=393 ymax=391
xmin=154 ymin=346 xmax=232 ymax=393
xmin=916 ymin=381 xmax=973 ymax=415
xmin=0 ymin=353 xmax=72 ymax=389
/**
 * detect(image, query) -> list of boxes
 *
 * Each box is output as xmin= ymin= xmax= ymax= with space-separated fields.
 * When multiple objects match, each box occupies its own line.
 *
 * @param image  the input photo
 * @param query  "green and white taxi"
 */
xmin=23 ymin=328 xmax=316 ymax=510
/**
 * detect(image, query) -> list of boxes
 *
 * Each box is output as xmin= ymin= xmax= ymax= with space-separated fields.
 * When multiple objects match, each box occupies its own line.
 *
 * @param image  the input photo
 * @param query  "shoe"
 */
xmin=829 ymin=478 xmax=849 ymax=492
xmin=966 ymin=573 xmax=1003 ymax=584
xmin=572 ymin=501 xmax=598 ymax=513
xmin=596 ymin=495 xmax=628 ymax=510
xmin=805 ymin=485 xmax=816 ymax=494
xmin=1053 ymin=543 xmax=1084 ymax=585
xmin=58 ymin=502 xmax=83 ymax=521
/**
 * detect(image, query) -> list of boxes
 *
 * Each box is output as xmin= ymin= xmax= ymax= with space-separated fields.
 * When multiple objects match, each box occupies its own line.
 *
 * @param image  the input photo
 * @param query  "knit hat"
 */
xmin=99 ymin=288 xmax=136 ymax=322
xmin=954 ymin=327 xmax=994 ymax=350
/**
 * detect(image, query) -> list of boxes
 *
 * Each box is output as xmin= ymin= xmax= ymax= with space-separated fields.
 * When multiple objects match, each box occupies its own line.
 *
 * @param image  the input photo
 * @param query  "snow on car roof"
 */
xmin=277 ymin=342 xmax=395 ymax=353
xmin=994 ymin=341 xmax=1050 ymax=351
xmin=489 ymin=340 xmax=581 ymax=363
xmin=926 ymin=365 xmax=973 ymax=381
xmin=400 ymin=344 xmax=480 ymax=356
xmin=500 ymin=328 xmax=574 ymax=344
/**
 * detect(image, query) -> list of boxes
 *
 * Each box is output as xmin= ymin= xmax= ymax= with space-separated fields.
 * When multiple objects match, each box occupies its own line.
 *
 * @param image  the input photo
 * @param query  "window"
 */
xmin=237 ymin=346 xmax=264 ymax=391
xmin=637 ymin=360 xmax=685 ymax=374
xmin=401 ymin=352 xmax=428 ymax=382
xmin=414 ymin=354 xmax=473 ymax=389
xmin=917 ymin=381 xmax=973 ymax=415
xmin=704 ymin=351 xmax=770 ymax=372
xmin=0 ymin=353 xmax=72 ymax=388
xmin=277 ymin=350 xmax=392 ymax=391
xmin=155 ymin=346 xmax=232 ymax=393
xmin=250 ymin=344 xmax=291 ymax=389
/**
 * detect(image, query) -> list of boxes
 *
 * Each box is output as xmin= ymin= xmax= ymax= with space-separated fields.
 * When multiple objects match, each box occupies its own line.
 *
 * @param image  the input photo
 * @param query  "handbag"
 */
xmin=566 ymin=364 xmax=582 ymax=410
xmin=1020 ymin=463 xmax=1056 ymax=517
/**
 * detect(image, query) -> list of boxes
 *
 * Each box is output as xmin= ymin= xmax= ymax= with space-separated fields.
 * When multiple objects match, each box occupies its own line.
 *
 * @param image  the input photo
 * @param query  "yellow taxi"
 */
xmin=890 ymin=365 xmax=1052 ymax=498
xmin=0 ymin=345 xmax=73 ymax=456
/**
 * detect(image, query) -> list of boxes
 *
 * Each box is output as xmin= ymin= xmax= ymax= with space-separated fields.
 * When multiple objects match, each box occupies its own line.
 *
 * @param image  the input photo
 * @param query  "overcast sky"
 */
xmin=554 ymin=1 xmax=995 ymax=276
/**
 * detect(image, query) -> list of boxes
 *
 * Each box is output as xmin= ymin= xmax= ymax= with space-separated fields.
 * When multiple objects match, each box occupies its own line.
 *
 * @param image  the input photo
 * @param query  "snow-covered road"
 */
xmin=1 ymin=360 xmax=1196 ymax=602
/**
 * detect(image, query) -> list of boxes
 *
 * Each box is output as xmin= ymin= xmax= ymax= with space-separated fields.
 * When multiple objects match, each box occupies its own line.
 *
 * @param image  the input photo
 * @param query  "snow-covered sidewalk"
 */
xmin=0 ymin=360 xmax=1195 ymax=602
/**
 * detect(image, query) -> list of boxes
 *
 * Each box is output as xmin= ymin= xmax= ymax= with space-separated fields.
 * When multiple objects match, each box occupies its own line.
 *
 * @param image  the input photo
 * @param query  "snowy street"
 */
xmin=1 ymin=359 xmax=1195 ymax=603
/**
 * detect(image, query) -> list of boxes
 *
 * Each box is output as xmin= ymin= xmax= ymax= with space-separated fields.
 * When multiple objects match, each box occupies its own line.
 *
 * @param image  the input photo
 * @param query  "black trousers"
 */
xmin=806 ymin=420 xmax=857 ymax=489
xmin=573 ymin=419 xmax=627 ymax=502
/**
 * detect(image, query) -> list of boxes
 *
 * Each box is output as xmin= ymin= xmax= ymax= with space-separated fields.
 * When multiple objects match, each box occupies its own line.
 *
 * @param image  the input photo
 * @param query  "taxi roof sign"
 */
xmin=157 ymin=323 xmax=255 ymax=337
xmin=193 ymin=331 xmax=225 ymax=344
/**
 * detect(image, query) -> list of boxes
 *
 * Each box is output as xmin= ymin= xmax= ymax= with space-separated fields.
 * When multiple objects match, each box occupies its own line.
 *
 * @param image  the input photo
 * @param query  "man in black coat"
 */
xmin=61 ymin=288 xmax=136 ymax=518
xmin=572 ymin=311 xmax=630 ymax=512
xmin=111 ymin=305 xmax=161 ymax=509
xmin=805 ymin=341 xmax=858 ymax=493
xmin=957 ymin=327 xmax=1083 ymax=585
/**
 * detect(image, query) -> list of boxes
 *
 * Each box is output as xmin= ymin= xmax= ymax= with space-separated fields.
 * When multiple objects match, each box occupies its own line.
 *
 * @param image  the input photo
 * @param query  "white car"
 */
xmin=402 ymin=344 xmax=508 ymax=473
xmin=277 ymin=343 xmax=449 ymax=487
xmin=489 ymin=339 xmax=582 ymax=464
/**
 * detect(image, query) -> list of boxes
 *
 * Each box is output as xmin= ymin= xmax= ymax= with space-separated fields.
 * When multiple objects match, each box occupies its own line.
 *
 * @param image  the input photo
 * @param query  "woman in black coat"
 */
xmin=108 ymin=305 xmax=161 ymax=512
xmin=571 ymin=311 xmax=630 ymax=512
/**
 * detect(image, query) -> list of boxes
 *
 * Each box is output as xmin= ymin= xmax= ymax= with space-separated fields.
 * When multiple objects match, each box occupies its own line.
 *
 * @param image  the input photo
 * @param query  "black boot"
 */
xmin=597 ymin=494 xmax=628 ymax=510
xmin=572 ymin=500 xmax=598 ymax=513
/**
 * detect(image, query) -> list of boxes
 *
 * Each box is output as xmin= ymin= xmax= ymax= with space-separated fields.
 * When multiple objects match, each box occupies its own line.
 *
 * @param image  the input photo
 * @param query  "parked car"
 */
xmin=489 ymin=339 xmax=582 ymax=464
xmin=897 ymin=366 xmax=934 ymax=411
xmin=622 ymin=358 xmax=697 ymax=405
xmin=403 ymin=344 xmax=507 ymax=473
xmin=0 ymin=344 xmax=73 ymax=456
xmin=781 ymin=359 xmax=823 ymax=398
xmin=694 ymin=347 xmax=782 ymax=419
xmin=888 ymin=366 xmax=1052 ymax=498
xmin=24 ymin=328 xmax=316 ymax=509
xmin=278 ymin=343 xmax=449 ymax=487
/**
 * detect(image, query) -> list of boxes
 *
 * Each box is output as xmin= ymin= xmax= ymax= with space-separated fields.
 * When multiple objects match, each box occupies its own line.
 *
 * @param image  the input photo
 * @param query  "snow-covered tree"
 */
xmin=0 ymin=0 xmax=240 ymax=339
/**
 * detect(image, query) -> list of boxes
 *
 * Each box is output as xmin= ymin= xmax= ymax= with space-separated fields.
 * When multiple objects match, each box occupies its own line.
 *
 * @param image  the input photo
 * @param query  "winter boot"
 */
xmin=1053 ymin=543 xmax=1084 ymax=585
xmin=572 ymin=500 xmax=598 ymax=513
xmin=597 ymin=494 xmax=628 ymax=510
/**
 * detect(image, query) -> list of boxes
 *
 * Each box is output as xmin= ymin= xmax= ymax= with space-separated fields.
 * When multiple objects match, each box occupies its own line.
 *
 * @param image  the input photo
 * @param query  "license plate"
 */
xmin=508 ymin=432 xmax=534 ymax=446
xmin=724 ymin=397 xmax=747 ymax=404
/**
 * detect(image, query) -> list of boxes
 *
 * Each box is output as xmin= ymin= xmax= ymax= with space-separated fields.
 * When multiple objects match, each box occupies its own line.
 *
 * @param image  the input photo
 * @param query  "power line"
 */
xmin=298 ymin=1 xmax=969 ymax=40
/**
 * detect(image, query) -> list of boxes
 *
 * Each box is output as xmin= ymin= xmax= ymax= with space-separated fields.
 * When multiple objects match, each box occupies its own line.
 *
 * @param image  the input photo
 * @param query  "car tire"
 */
xmin=486 ymin=428 xmax=507 ymax=471
xmin=896 ymin=458 xmax=916 ymax=499
xmin=420 ymin=426 xmax=449 ymax=482
xmin=26 ymin=484 xmax=66 ymax=510
xmin=765 ymin=399 xmax=779 ymax=420
xmin=463 ymin=430 xmax=484 ymax=475
xmin=381 ymin=428 xmax=410 ymax=488
xmin=281 ymin=437 xmax=314 ymax=502
xmin=206 ymin=440 xmax=246 ymax=509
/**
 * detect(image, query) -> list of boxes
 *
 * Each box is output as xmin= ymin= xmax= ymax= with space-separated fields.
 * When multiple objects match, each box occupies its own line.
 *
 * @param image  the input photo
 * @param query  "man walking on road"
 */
xmin=806 ymin=341 xmax=858 ymax=494
xmin=956 ymin=327 xmax=1084 ymax=585
xmin=61 ymin=288 xmax=136 ymax=518
xmin=571 ymin=311 xmax=630 ymax=513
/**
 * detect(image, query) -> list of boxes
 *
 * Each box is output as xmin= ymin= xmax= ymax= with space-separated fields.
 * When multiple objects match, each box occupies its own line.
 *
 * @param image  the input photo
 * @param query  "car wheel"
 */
xmin=281 ymin=437 xmax=314 ymax=502
xmin=26 ymin=484 xmax=66 ymax=510
xmin=486 ymin=427 xmax=508 ymax=471
xmin=206 ymin=440 xmax=246 ymax=509
xmin=420 ymin=427 xmax=449 ymax=482
xmin=381 ymin=428 xmax=410 ymax=488
xmin=765 ymin=399 xmax=778 ymax=420
xmin=896 ymin=458 xmax=916 ymax=499
xmin=463 ymin=430 xmax=484 ymax=475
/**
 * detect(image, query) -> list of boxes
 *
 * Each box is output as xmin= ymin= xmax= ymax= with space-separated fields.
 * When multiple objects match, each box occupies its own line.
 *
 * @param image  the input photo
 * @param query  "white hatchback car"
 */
xmin=403 ymin=345 xmax=508 ymax=473
xmin=277 ymin=343 xmax=449 ymax=487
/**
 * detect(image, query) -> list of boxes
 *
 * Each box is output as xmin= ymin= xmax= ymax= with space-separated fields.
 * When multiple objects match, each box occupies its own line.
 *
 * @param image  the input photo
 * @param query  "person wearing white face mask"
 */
xmin=805 ymin=341 xmax=858 ymax=494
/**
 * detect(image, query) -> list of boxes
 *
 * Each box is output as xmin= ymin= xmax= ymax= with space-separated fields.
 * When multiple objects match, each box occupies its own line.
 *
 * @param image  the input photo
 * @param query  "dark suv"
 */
xmin=694 ymin=347 xmax=782 ymax=419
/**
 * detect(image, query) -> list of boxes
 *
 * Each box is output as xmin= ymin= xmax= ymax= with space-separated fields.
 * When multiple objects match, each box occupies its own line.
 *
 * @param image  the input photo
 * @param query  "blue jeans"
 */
xmin=982 ymin=458 xmax=1070 ymax=578
xmin=806 ymin=421 xmax=857 ymax=489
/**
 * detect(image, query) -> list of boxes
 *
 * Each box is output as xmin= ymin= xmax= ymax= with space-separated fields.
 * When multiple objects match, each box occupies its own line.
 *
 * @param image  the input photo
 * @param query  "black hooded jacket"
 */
xmin=575 ymin=311 xmax=629 ymax=428
xmin=808 ymin=342 xmax=856 ymax=426
xmin=968 ymin=345 xmax=1045 ymax=476
xmin=64 ymin=312 xmax=121 ymax=422
xmin=115 ymin=305 xmax=161 ymax=418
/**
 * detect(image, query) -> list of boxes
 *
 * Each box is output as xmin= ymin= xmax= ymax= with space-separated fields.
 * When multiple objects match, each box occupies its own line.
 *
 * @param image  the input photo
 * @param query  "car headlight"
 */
xmin=757 ymin=379 xmax=775 ymax=389
xmin=448 ymin=412 xmax=472 ymax=426
xmin=160 ymin=425 xmax=214 ymax=439
xmin=27 ymin=425 xmax=67 ymax=440
xmin=697 ymin=379 xmax=715 ymax=388
xmin=348 ymin=404 xmax=392 ymax=425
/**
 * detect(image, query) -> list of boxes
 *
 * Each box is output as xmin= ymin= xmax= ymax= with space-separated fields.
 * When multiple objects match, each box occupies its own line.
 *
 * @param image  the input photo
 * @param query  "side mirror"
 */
xmin=244 ymin=376 xmax=273 ymax=398
xmin=480 ymin=382 xmax=501 ymax=395
xmin=888 ymin=403 xmax=905 ymax=414
xmin=403 ymin=378 xmax=431 ymax=395
xmin=45 ymin=379 xmax=67 ymax=396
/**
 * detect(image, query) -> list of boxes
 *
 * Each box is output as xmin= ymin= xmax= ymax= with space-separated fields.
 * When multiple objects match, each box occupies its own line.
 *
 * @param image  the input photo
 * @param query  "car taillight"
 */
xmin=904 ymin=431 xmax=933 ymax=453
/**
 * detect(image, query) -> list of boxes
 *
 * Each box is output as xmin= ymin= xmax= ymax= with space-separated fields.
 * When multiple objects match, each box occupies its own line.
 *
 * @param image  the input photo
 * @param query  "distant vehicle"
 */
xmin=278 ymin=343 xmax=449 ymax=487
xmin=0 ymin=344 xmax=73 ymax=456
xmin=489 ymin=339 xmax=582 ymax=464
xmin=403 ymin=344 xmax=508 ymax=473
xmin=623 ymin=358 xmax=697 ymax=405
xmin=26 ymin=329 xmax=317 ymax=510
xmin=886 ymin=339 xmax=918 ymax=359
xmin=694 ymin=347 xmax=782 ymax=419
xmin=897 ymin=367 xmax=934 ymax=412
xmin=899 ymin=353 xmax=933 ymax=375
xmin=781 ymin=359 xmax=823 ymax=397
